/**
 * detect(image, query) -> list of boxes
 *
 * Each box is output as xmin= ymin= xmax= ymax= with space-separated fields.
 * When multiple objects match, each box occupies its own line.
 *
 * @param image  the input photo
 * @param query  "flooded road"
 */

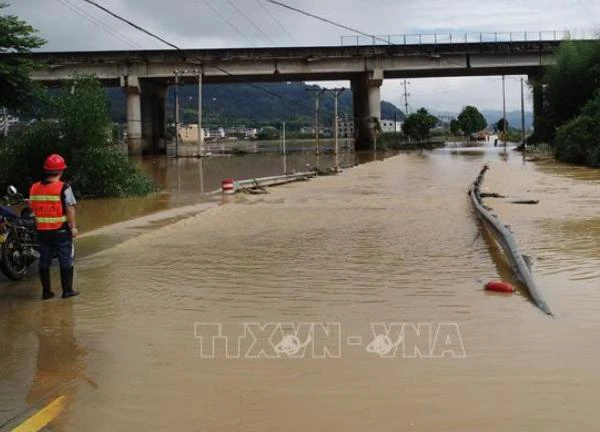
xmin=2 ymin=144 xmax=600 ymax=431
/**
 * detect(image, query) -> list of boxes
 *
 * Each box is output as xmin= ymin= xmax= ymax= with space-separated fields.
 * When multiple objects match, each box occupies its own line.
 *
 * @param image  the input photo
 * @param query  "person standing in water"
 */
xmin=29 ymin=154 xmax=79 ymax=300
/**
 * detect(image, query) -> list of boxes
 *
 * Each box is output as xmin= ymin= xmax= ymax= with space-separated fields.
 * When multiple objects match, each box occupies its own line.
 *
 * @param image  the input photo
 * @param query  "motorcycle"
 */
xmin=0 ymin=186 xmax=40 ymax=280
xmin=0 ymin=186 xmax=75 ymax=281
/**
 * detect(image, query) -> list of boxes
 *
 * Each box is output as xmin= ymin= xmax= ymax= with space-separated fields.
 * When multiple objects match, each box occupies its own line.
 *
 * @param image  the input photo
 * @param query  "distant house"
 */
xmin=473 ymin=127 xmax=493 ymax=141
xmin=337 ymin=118 xmax=355 ymax=138
xmin=380 ymin=119 xmax=403 ymax=133
xmin=299 ymin=126 xmax=330 ymax=137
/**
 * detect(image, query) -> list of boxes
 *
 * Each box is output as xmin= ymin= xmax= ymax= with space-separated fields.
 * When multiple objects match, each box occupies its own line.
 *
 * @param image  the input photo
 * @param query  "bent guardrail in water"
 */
xmin=468 ymin=164 xmax=553 ymax=316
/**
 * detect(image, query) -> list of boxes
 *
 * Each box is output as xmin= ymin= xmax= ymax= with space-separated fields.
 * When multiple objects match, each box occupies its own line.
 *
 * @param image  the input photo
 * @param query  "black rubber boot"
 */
xmin=40 ymin=268 xmax=55 ymax=300
xmin=60 ymin=267 xmax=79 ymax=299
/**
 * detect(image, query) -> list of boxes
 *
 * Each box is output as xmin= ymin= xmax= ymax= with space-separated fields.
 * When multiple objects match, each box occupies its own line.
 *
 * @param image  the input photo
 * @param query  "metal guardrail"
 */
xmin=341 ymin=29 xmax=597 ymax=47
xmin=469 ymin=164 xmax=553 ymax=316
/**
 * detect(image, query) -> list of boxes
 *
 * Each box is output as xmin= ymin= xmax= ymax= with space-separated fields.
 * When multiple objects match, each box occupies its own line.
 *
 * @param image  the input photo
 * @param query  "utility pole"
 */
xmin=344 ymin=112 xmax=349 ymax=145
xmin=197 ymin=69 xmax=204 ymax=157
xmin=282 ymin=121 xmax=287 ymax=174
xmin=174 ymin=70 xmax=180 ymax=158
xmin=307 ymin=88 xmax=327 ymax=155
xmin=402 ymin=80 xmax=410 ymax=117
xmin=520 ymin=77 xmax=526 ymax=146
xmin=502 ymin=75 xmax=507 ymax=147
xmin=327 ymin=88 xmax=345 ymax=170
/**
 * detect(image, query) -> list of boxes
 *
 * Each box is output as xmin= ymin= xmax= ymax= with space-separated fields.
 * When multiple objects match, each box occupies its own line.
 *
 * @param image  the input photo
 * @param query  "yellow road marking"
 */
xmin=11 ymin=396 xmax=66 ymax=432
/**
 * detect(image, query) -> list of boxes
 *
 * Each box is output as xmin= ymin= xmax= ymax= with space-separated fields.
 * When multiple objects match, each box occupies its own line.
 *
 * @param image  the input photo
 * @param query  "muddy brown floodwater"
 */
xmin=1 ymin=144 xmax=600 ymax=431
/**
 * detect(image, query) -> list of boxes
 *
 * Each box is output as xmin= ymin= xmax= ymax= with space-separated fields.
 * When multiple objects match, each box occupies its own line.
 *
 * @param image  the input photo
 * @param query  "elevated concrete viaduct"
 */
xmin=20 ymin=40 xmax=561 ymax=155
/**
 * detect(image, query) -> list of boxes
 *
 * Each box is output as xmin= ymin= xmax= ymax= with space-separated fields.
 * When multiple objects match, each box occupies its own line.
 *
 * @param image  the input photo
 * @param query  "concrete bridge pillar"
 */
xmin=122 ymin=76 xmax=167 ymax=156
xmin=121 ymin=75 xmax=143 ymax=156
xmin=140 ymin=82 xmax=167 ymax=155
xmin=529 ymin=74 xmax=550 ymax=142
xmin=352 ymin=70 xmax=383 ymax=151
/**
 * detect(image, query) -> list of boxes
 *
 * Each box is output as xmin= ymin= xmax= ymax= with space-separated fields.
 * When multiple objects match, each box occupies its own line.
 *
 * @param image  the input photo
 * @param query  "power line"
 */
xmin=74 ymin=0 xmax=315 ymax=116
xmin=255 ymin=0 xmax=299 ymax=44
xmin=56 ymin=0 xmax=143 ymax=49
xmin=264 ymin=0 xmax=390 ymax=45
xmin=198 ymin=0 xmax=257 ymax=47
xmin=195 ymin=62 xmax=314 ymax=112
xmin=79 ymin=0 xmax=181 ymax=50
xmin=224 ymin=0 xmax=276 ymax=46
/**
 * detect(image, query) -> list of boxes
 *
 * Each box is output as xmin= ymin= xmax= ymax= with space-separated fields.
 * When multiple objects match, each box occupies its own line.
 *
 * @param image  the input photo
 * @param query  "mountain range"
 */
xmin=106 ymin=82 xmax=405 ymax=129
xmin=105 ymin=83 xmax=533 ymax=130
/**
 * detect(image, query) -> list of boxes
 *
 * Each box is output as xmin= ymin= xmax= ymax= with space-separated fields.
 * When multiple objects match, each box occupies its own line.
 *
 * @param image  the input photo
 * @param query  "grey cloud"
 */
xmin=6 ymin=0 xmax=596 ymax=110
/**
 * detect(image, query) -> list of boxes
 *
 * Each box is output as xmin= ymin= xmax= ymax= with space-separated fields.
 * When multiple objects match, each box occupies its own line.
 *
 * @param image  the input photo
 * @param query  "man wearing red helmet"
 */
xmin=29 ymin=154 xmax=79 ymax=300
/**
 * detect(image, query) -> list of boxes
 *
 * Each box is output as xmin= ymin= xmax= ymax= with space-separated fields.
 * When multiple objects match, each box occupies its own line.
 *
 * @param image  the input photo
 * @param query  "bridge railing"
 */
xmin=340 ymin=29 xmax=598 ymax=46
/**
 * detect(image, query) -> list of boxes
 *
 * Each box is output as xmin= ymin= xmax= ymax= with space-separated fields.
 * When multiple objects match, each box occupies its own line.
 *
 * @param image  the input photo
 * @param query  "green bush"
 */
xmin=554 ymin=115 xmax=600 ymax=167
xmin=74 ymin=147 xmax=156 ymax=198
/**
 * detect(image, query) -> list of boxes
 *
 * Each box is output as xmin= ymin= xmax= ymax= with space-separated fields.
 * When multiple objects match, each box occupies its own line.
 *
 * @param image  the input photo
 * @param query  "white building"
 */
xmin=380 ymin=119 xmax=403 ymax=133
xmin=337 ymin=118 xmax=355 ymax=138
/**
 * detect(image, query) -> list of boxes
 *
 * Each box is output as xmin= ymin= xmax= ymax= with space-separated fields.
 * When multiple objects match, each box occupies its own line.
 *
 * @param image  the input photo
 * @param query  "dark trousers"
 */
xmin=38 ymin=229 xmax=73 ymax=270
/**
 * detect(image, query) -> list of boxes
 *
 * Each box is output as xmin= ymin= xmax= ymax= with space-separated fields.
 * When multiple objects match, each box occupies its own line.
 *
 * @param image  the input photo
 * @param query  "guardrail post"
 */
xmin=403 ymin=34 xmax=407 ymax=45
xmin=449 ymin=33 xmax=452 ymax=44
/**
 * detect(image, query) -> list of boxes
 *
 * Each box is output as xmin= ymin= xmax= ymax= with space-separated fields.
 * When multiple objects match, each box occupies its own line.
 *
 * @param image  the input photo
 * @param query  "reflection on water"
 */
xmin=2 ymin=143 xmax=600 ymax=431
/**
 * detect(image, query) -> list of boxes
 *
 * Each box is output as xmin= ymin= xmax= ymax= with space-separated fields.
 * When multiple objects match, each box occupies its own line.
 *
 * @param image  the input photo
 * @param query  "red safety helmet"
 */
xmin=43 ymin=154 xmax=67 ymax=171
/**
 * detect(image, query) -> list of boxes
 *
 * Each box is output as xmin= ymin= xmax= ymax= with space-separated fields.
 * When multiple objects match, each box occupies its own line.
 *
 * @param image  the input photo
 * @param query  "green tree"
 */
xmin=401 ymin=108 xmax=437 ymax=140
xmin=257 ymin=126 xmax=279 ymax=140
xmin=544 ymin=40 xmax=600 ymax=132
xmin=497 ymin=118 xmax=508 ymax=133
xmin=0 ymin=3 xmax=46 ymax=110
xmin=457 ymin=106 xmax=487 ymax=135
xmin=0 ymin=76 xmax=156 ymax=197
xmin=56 ymin=76 xmax=112 ymax=152
xmin=449 ymin=119 xmax=461 ymax=135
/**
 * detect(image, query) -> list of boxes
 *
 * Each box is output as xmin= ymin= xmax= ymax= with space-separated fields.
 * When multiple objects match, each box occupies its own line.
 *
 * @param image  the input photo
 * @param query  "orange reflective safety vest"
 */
xmin=29 ymin=181 xmax=67 ymax=231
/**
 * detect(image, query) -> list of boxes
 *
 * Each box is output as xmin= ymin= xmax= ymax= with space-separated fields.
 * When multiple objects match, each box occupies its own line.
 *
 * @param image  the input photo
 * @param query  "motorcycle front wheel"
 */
xmin=1 ymin=231 xmax=28 ymax=280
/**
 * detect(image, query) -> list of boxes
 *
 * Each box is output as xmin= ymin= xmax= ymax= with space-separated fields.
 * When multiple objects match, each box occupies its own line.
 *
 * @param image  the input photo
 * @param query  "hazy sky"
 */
xmin=8 ymin=0 xmax=599 ymax=113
